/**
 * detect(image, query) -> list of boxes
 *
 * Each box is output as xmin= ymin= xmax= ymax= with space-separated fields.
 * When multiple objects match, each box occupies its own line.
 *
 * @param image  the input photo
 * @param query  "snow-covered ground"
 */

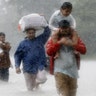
xmin=0 ymin=58 xmax=96 ymax=96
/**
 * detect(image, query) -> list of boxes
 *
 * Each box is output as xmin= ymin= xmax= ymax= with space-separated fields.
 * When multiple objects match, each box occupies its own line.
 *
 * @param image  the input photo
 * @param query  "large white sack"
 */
xmin=18 ymin=13 xmax=48 ymax=32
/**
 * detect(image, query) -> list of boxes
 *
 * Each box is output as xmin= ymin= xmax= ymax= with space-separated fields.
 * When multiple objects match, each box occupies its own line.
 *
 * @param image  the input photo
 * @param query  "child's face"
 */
xmin=0 ymin=35 xmax=5 ymax=42
xmin=61 ymin=8 xmax=72 ymax=17
xmin=26 ymin=29 xmax=36 ymax=39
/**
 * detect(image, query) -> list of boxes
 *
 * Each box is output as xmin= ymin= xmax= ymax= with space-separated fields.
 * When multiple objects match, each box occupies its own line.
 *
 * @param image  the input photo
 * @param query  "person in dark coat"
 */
xmin=14 ymin=26 xmax=51 ymax=91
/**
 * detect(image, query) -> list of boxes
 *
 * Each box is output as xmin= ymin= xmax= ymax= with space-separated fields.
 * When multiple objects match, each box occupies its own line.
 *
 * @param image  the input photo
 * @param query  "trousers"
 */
xmin=54 ymin=72 xmax=77 ymax=96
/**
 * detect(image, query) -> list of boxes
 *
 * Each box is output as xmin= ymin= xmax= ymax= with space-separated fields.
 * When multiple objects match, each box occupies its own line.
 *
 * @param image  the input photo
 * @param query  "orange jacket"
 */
xmin=46 ymin=37 xmax=86 ymax=74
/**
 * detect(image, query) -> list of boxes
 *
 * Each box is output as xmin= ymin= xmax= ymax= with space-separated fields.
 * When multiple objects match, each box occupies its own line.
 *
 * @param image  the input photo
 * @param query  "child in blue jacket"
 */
xmin=14 ymin=26 xmax=51 ymax=91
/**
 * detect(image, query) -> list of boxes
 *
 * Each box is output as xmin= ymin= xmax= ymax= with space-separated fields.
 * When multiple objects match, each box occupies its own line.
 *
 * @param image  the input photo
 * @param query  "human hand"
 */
xmin=16 ymin=67 xmax=21 ymax=74
xmin=54 ymin=52 xmax=59 ymax=59
xmin=58 ymin=37 xmax=73 ymax=46
xmin=5 ymin=42 xmax=11 ymax=49
xmin=74 ymin=50 xmax=80 ymax=54
xmin=58 ymin=37 xmax=67 ymax=45
xmin=0 ymin=52 xmax=4 ymax=57
xmin=2 ymin=42 xmax=11 ymax=51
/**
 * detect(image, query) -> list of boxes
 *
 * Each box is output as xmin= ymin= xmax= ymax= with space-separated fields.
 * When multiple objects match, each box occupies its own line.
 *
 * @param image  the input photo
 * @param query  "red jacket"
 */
xmin=46 ymin=37 xmax=86 ymax=74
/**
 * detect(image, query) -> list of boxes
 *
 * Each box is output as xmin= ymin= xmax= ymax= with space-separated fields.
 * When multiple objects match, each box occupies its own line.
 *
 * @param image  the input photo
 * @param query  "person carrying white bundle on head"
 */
xmin=15 ymin=14 xmax=51 ymax=91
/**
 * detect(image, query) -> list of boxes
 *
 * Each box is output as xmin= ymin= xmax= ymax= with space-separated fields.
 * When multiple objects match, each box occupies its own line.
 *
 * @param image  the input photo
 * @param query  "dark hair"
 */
xmin=61 ymin=2 xmax=72 ymax=10
xmin=24 ymin=28 xmax=36 ymax=33
xmin=0 ymin=32 xmax=5 ymax=36
xmin=58 ymin=20 xmax=70 ymax=28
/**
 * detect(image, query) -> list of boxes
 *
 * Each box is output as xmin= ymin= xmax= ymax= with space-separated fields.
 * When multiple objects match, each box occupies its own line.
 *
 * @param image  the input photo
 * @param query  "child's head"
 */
xmin=25 ymin=28 xmax=36 ymax=39
xmin=0 ymin=32 xmax=5 ymax=42
xmin=60 ymin=2 xmax=72 ymax=17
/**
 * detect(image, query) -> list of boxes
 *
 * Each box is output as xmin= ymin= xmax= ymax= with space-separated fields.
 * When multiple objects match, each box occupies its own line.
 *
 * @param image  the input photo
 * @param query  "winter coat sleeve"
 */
xmin=38 ymin=26 xmax=51 ymax=45
xmin=14 ymin=42 xmax=24 ymax=68
xmin=74 ymin=37 xmax=86 ymax=54
xmin=46 ymin=38 xmax=61 ymax=56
